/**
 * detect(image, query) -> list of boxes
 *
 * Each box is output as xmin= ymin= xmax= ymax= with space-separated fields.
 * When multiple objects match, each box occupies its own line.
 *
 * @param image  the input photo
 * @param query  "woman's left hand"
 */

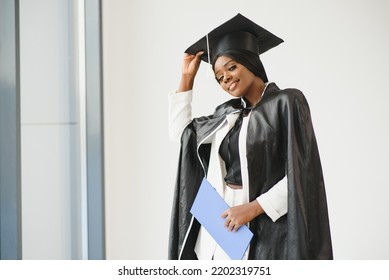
xmin=221 ymin=200 xmax=264 ymax=232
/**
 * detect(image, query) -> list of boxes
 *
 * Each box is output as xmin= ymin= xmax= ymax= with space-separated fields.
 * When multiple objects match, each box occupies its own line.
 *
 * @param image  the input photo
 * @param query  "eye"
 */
xmin=217 ymin=76 xmax=224 ymax=83
xmin=228 ymin=65 xmax=236 ymax=71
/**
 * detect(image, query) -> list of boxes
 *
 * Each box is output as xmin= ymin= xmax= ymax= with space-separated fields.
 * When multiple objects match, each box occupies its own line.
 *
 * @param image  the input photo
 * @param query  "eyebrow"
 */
xmin=215 ymin=59 xmax=235 ymax=77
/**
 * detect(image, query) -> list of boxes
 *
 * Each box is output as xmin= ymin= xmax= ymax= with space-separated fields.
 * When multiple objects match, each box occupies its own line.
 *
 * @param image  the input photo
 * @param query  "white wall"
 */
xmin=103 ymin=0 xmax=389 ymax=259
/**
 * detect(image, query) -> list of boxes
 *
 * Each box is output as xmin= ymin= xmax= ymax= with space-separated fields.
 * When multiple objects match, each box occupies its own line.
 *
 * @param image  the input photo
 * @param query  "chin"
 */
xmin=228 ymin=91 xmax=243 ymax=98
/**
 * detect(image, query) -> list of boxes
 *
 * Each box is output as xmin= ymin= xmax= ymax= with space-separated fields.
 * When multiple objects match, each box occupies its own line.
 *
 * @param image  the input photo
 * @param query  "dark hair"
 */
xmin=211 ymin=49 xmax=268 ymax=83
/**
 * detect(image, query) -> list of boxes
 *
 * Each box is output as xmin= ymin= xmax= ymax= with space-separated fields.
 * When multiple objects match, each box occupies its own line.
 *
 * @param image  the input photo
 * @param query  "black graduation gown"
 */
xmin=168 ymin=82 xmax=333 ymax=260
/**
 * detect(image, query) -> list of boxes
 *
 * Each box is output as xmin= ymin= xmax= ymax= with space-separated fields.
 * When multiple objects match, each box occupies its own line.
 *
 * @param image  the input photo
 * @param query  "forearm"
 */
xmin=177 ymin=74 xmax=195 ymax=93
xmin=177 ymin=51 xmax=203 ymax=93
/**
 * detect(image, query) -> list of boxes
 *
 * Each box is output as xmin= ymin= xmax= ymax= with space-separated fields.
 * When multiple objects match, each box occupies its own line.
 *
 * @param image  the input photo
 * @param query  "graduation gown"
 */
xmin=168 ymin=83 xmax=333 ymax=260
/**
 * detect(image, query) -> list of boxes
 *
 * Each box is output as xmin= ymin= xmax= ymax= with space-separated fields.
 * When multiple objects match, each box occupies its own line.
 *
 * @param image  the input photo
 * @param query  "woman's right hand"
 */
xmin=177 ymin=51 xmax=204 ymax=92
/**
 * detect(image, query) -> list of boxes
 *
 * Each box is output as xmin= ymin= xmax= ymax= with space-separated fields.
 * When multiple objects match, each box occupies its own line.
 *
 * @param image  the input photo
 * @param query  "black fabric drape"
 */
xmin=168 ymin=83 xmax=333 ymax=260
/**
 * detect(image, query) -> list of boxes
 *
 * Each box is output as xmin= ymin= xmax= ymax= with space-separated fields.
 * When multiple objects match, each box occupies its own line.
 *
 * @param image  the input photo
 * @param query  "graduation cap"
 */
xmin=185 ymin=13 xmax=283 ymax=64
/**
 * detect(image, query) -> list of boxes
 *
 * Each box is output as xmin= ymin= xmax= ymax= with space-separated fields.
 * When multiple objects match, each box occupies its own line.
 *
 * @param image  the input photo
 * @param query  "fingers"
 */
xmin=183 ymin=51 xmax=204 ymax=63
xmin=185 ymin=50 xmax=204 ymax=57
xmin=182 ymin=51 xmax=204 ymax=77
xmin=194 ymin=51 xmax=204 ymax=66
xmin=225 ymin=218 xmax=240 ymax=232
xmin=194 ymin=50 xmax=204 ymax=59
xmin=221 ymin=210 xmax=228 ymax=219
xmin=222 ymin=211 xmax=240 ymax=232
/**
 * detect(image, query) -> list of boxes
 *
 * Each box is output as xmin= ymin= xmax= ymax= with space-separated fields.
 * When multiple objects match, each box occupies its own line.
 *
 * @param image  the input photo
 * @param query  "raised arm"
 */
xmin=177 ymin=51 xmax=203 ymax=92
xmin=169 ymin=51 xmax=204 ymax=142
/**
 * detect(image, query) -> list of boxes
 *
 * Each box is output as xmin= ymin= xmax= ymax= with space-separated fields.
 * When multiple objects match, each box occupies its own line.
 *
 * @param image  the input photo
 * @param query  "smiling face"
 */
xmin=213 ymin=55 xmax=263 ymax=105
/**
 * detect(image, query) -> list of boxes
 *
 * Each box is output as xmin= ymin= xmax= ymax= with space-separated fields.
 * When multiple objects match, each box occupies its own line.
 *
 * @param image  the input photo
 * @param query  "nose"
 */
xmin=223 ymin=73 xmax=232 ymax=83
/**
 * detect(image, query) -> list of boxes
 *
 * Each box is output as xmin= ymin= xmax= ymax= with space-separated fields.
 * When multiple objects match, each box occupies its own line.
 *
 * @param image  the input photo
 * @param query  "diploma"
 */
xmin=190 ymin=177 xmax=253 ymax=260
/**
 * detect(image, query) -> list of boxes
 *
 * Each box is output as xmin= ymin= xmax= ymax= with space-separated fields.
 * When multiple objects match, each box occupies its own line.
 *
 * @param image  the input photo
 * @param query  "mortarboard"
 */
xmin=185 ymin=13 xmax=283 ymax=64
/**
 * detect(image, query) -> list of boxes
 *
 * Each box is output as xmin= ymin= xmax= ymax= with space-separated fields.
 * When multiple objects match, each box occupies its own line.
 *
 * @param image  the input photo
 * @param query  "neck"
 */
xmin=245 ymin=79 xmax=266 ymax=107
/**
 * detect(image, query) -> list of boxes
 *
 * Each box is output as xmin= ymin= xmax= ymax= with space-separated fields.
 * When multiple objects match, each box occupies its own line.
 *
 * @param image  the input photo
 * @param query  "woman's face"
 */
xmin=213 ymin=55 xmax=258 ymax=99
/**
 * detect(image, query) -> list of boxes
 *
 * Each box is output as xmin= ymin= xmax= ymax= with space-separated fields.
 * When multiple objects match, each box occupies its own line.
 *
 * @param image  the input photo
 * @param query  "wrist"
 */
xmin=177 ymin=74 xmax=195 ymax=92
xmin=250 ymin=200 xmax=264 ymax=217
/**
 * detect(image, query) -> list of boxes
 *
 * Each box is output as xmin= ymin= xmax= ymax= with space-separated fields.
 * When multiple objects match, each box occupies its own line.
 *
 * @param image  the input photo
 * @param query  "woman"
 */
xmin=168 ymin=14 xmax=333 ymax=260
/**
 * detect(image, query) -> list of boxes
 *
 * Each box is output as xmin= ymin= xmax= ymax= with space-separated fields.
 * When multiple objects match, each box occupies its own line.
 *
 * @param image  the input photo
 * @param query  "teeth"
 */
xmin=229 ymin=82 xmax=237 ymax=91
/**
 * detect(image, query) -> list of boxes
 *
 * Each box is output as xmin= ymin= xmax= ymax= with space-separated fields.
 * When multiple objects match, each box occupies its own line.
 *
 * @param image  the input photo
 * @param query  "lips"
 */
xmin=228 ymin=80 xmax=239 ymax=91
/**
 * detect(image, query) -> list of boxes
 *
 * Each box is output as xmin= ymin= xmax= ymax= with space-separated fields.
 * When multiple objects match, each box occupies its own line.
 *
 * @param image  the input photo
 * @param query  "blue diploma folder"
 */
xmin=190 ymin=177 xmax=254 ymax=260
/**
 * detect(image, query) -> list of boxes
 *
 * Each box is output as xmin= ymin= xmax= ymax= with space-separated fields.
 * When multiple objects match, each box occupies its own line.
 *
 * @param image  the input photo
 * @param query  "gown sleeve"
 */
xmin=284 ymin=89 xmax=333 ymax=259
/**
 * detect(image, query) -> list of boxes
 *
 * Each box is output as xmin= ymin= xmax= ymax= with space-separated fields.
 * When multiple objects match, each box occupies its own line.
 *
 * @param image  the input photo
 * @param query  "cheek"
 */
xmin=219 ymin=83 xmax=228 ymax=91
